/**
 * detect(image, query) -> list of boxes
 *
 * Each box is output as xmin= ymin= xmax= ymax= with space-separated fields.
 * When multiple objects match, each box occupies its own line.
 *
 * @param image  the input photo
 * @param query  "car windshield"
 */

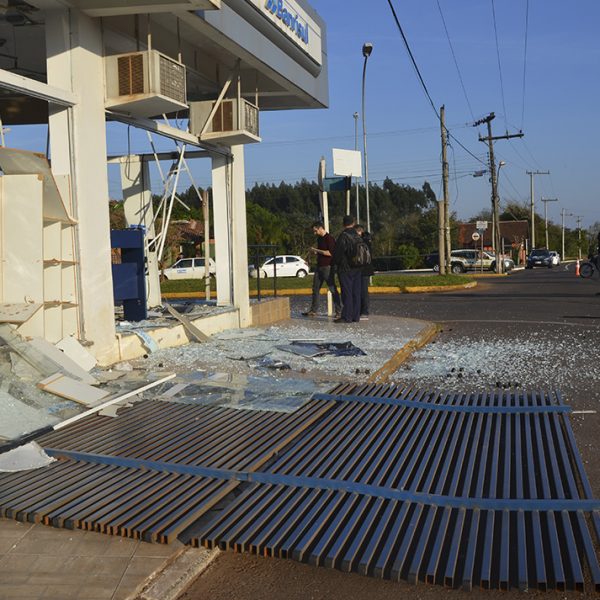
xmin=531 ymin=249 xmax=549 ymax=257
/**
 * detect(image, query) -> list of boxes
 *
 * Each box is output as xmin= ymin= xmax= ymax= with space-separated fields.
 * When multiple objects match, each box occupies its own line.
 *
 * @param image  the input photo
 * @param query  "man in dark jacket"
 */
xmin=355 ymin=224 xmax=374 ymax=321
xmin=302 ymin=221 xmax=342 ymax=318
xmin=332 ymin=215 xmax=362 ymax=323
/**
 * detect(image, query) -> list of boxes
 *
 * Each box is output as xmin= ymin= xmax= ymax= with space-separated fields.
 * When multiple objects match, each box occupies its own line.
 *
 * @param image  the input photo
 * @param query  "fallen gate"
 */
xmin=0 ymin=382 xmax=599 ymax=592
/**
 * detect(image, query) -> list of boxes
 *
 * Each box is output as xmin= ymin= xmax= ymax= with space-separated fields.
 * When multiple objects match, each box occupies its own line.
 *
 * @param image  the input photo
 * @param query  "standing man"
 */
xmin=332 ymin=215 xmax=362 ymax=323
xmin=354 ymin=224 xmax=374 ymax=321
xmin=302 ymin=221 xmax=342 ymax=318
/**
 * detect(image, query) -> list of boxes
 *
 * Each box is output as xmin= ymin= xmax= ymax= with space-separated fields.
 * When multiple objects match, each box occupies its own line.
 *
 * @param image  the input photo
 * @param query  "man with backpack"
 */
xmin=332 ymin=215 xmax=370 ymax=323
xmin=354 ymin=224 xmax=374 ymax=321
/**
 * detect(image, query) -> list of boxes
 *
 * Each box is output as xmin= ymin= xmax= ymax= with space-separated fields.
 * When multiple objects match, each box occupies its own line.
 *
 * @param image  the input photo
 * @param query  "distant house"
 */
xmin=457 ymin=220 xmax=529 ymax=252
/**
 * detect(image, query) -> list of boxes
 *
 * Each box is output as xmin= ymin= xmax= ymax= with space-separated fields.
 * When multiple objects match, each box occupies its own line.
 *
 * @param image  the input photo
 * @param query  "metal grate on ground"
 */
xmin=0 ymin=383 xmax=599 ymax=591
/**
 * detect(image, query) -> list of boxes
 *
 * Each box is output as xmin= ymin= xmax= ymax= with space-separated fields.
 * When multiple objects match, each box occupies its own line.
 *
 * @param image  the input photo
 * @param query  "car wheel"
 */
xmin=296 ymin=269 xmax=308 ymax=278
xmin=580 ymin=262 xmax=595 ymax=279
xmin=490 ymin=261 xmax=496 ymax=272
xmin=260 ymin=270 xmax=267 ymax=279
xmin=433 ymin=264 xmax=439 ymax=272
xmin=450 ymin=263 xmax=464 ymax=274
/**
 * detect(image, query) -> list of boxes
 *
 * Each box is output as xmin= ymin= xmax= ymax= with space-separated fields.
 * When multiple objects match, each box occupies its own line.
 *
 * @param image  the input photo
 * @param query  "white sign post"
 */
xmin=332 ymin=149 xmax=361 ymax=215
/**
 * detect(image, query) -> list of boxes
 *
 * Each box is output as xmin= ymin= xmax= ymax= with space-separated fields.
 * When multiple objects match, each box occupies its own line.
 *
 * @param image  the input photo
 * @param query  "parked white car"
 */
xmin=250 ymin=255 xmax=310 ymax=278
xmin=162 ymin=257 xmax=216 ymax=280
xmin=549 ymin=251 xmax=561 ymax=266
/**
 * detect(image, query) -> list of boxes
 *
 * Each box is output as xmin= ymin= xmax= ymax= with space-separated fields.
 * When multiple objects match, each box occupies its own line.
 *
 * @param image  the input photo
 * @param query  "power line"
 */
xmin=436 ymin=0 xmax=477 ymax=124
xmin=491 ymin=0 xmax=509 ymax=131
xmin=521 ymin=0 xmax=530 ymax=130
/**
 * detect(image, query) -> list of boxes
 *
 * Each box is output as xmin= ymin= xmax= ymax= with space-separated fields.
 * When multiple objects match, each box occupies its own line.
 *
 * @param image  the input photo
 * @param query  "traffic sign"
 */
xmin=472 ymin=232 xmax=481 ymax=242
xmin=476 ymin=220 xmax=488 ymax=231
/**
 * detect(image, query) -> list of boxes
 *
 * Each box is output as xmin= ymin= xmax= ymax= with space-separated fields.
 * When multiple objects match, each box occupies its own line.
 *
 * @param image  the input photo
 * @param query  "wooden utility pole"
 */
xmin=561 ymin=207 xmax=572 ymax=260
xmin=440 ymin=105 xmax=450 ymax=274
xmin=475 ymin=113 xmax=524 ymax=273
xmin=541 ymin=197 xmax=558 ymax=248
xmin=438 ymin=106 xmax=450 ymax=275
xmin=576 ymin=215 xmax=582 ymax=260
xmin=526 ymin=170 xmax=550 ymax=250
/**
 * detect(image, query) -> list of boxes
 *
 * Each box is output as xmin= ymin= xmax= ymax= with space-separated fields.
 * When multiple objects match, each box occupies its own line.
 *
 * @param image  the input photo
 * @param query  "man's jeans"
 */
xmin=310 ymin=266 xmax=342 ymax=313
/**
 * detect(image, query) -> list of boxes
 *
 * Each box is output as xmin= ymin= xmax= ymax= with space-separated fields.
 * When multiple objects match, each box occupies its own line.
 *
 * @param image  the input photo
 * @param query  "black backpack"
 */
xmin=346 ymin=231 xmax=372 ymax=267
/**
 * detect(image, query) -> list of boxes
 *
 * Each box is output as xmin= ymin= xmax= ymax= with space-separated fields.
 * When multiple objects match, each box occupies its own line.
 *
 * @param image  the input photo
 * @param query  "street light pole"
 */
xmin=353 ymin=111 xmax=360 ymax=222
xmin=361 ymin=42 xmax=373 ymax=232
xmin=541 ymin=197 xmax=558 ymax=248
xmin=561 ymin=207 xmax=573 ymax=260
xmin=526 ymin=170 xmax=549 ymax=250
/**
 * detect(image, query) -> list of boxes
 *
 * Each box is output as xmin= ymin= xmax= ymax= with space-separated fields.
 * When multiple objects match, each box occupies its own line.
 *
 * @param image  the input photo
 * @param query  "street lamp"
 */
xmin=493 ymin=160 xmax=506 ymax=271
xmin=561 ymin=207 xmax=573 ymax=260
xmin=353 ymin=111 xmax=360 ymax=222
xmin=361 ymin=42 xmax=373 ymax=232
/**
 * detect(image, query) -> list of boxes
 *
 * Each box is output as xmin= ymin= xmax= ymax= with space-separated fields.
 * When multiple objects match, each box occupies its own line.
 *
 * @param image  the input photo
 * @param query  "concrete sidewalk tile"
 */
xmin=40 ymin=585 xmax=83 ymax=599
xmin=133 ymin=540 xmax=181 ymax=558
xmin=0 ymin=584 xmax=47 ymax=599
xmin=65 ymin=531 xmax=139 ymax=557
xmin=0 ymin=520 xmax=34 ymax=539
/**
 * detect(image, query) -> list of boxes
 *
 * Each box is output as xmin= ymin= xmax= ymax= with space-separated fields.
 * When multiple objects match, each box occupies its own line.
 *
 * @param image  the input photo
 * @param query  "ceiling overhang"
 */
xmin=62 ymin=0 xmax=220 ymax=17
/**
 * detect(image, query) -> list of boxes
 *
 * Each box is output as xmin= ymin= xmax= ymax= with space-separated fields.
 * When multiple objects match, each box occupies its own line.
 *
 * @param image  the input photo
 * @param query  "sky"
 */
xmin=243 ymin=0 xmax=600 ymax=229
xmin=7 ymin=1 xmax=600 ymax=230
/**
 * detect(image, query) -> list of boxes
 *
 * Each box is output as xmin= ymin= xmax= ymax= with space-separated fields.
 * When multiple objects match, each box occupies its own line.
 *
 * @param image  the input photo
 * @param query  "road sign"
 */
xmin=322 ymin=176 xmax=350 ymax=192
xmin=332 ymin=148 xmax=362 ymax=177
xmin=476 ymin=220 xmax=488 ymax=231
xmin=472 ymin=232 xmax=481 ymax=242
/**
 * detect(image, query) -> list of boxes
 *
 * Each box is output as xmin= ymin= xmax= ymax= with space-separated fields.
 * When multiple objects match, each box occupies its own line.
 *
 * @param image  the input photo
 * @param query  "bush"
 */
xmin=396 ymin=244 xmax=421 ymax=269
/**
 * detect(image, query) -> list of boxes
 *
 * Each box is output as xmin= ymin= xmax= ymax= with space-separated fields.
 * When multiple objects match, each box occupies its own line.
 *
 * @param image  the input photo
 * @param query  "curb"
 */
xmin=162 ymin=281 xmax=477 ymax=299
xmin=367 ymin=321 xmax=439 ymax=383
xmin=130 ymin=546 xmax=220 ymax=600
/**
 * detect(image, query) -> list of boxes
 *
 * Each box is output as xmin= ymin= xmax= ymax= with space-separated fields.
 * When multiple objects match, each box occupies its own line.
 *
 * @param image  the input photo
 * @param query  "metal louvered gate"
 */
xmin=0 ymin=383 xmax=599 ymax=592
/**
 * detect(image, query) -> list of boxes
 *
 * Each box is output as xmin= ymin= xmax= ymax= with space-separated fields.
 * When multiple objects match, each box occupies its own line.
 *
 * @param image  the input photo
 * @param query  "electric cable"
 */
xmin=521 ymin=0 xmax=530 ymax=130
xmin=491 ymin=0 xmax=509 ymax=131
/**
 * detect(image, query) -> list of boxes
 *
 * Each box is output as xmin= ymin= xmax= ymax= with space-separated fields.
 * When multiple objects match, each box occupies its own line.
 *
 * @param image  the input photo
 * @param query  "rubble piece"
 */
xmin=225 ymin=352 xmax=271 ymax=361
xmin=165 ymin=303 xmax=210 ymax=342
xmin=53 ymin=373 xmax=176 ymax=431
xmin=0 ymin=389 xmax=59 ymax=439
xmin=161 ymin=382 xmax=190 ymax=398
xmin=9 ymin=353 xmax=40 ymax=380
xmin=0 ymin=441 xmax=55 ymax=472
xmin=0 ymin=302 xmax=42 ymax=325
xmin=115 ymin=362 xmax=134 ymax=372
xmin=98 ymin=404 xmax=127 ymax=418
xmin=123 ymin=328 xmax=160 ymax=353
xmin=277 ymin=341 xmax=366 ymax=358
xmin=94 ymin=370 xmax=126 ymax=383
xmin=28 ymin=338 xmax=99 ymax=384
xmin=55 ymin=336 xmax=97 ymax=372
xmin=37 ymin=373 xmax=109 ymax=406
xmin=257 ymin=357 xmax=291 ymax=370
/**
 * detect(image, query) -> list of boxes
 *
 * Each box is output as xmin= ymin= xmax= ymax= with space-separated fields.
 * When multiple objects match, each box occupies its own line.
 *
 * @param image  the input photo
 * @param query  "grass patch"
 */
xmin=371 ymin=274 xmax=474 ymax=287
xmin=161 ymin=272 xmax=473 ymax=294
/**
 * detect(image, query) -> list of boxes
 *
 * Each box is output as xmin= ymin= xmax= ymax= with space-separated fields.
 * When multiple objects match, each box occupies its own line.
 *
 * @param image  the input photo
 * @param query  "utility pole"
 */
xmin=526 ymin=170 xmax=549 ymax=250
xmin=353 ymin=112 xmax=360 ymax=221
xmin=440 ymin=105 xmax=450 ymax=274
xmin=561 ymin=207 xmax=573 ymax=260
xmin=540 ymin=197 xmax=558 ymax=248
xmin=475 ymin=112 xmax=524 ymax=273
xmin=576 ymin=215 xmax=582 ymax=260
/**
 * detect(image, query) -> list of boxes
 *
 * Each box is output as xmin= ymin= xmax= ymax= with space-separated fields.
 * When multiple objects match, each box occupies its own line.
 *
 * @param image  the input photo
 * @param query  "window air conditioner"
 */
xmin=105 ymin=50 xmax=187 ymax=118
xmin=189 ymin=98 xmax=261 ymax=145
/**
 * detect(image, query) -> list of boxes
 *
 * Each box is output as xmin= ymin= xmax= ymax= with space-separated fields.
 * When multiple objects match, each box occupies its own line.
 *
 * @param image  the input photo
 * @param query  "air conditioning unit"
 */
xmin=105 ymin=50 xmax=187 ymax=118
xmin=189 ymin=98 xmax=261 ymax=145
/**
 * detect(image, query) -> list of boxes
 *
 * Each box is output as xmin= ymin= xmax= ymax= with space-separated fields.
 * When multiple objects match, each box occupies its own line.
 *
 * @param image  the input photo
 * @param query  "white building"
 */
xmin=0 ymin=0 xmax=328 ymax=364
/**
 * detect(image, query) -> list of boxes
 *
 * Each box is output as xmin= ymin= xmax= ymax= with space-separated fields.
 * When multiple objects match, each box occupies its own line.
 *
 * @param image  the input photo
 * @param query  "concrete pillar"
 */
xmin=211 ymin=146 xmax=250 ymax=326
xmin=45 ymin=10 xmax=116 ymax=362
xmin=119 ymin=156 xmax=162 ymax=308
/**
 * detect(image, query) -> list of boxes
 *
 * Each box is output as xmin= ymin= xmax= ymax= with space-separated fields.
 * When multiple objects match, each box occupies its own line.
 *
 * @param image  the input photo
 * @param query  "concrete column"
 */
xmin=210 ymin=146 xmax=250 ymax=326
xmin=230 ymin=145 xmax=251 ymax=327
xmin=119 ymin=156 xmax=162 ymax=308
xmin=45 ymin=10 xmax=116 ymax=362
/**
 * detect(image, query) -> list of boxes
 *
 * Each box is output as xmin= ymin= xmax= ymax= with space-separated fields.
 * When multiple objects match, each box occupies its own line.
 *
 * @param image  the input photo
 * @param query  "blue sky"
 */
xmin=245 ymin=0 xmax=600 ymax=229
xmin=7 ymin=1 xmax=599 ymax=230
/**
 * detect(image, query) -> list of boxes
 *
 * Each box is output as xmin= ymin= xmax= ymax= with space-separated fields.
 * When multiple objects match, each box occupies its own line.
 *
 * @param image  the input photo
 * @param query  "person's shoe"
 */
xmin=334 ymin=311 xmax=342 ymax=320
xmin=360 ymin=315 xmax=369 ymax=321
xmin=333 ymin=318 xmax=347 ymax=323
xmin=302 ymin=311 xmax=317 ymax=317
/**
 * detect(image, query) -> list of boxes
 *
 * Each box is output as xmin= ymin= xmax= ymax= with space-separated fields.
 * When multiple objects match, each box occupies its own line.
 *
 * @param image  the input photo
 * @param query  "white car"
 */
xmin=549 ymin=251 xmax=561 ymax=266
xmin=251 ymin=255 xmax=310 ymax=278
xmin=162 ymin=257 xmax=216 ymax=280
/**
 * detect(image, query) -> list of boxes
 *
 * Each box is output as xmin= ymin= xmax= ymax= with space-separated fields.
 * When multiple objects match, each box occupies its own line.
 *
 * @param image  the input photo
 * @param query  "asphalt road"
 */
xmin=181 ymin=266 xmax=600 ymax=600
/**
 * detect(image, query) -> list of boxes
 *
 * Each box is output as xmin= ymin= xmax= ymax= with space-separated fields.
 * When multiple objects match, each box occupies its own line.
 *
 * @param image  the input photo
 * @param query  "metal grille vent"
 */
xmin=118 ymin=54 xmax=144 ymax=96
xmin=159 ymin=55 xmax=186 ymax=105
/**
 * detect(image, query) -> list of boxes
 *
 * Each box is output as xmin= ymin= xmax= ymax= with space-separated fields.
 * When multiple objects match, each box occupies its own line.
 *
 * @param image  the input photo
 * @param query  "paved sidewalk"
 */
xmin=0 ymin=314 xmax=436 ymax=600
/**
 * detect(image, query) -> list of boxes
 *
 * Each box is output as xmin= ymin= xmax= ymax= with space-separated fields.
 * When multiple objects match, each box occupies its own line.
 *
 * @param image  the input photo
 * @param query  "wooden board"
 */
xmin=37 ymin=373 xmax=108 ymax=407
xmin=55 ymin=336 xmax=97 ymax=372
